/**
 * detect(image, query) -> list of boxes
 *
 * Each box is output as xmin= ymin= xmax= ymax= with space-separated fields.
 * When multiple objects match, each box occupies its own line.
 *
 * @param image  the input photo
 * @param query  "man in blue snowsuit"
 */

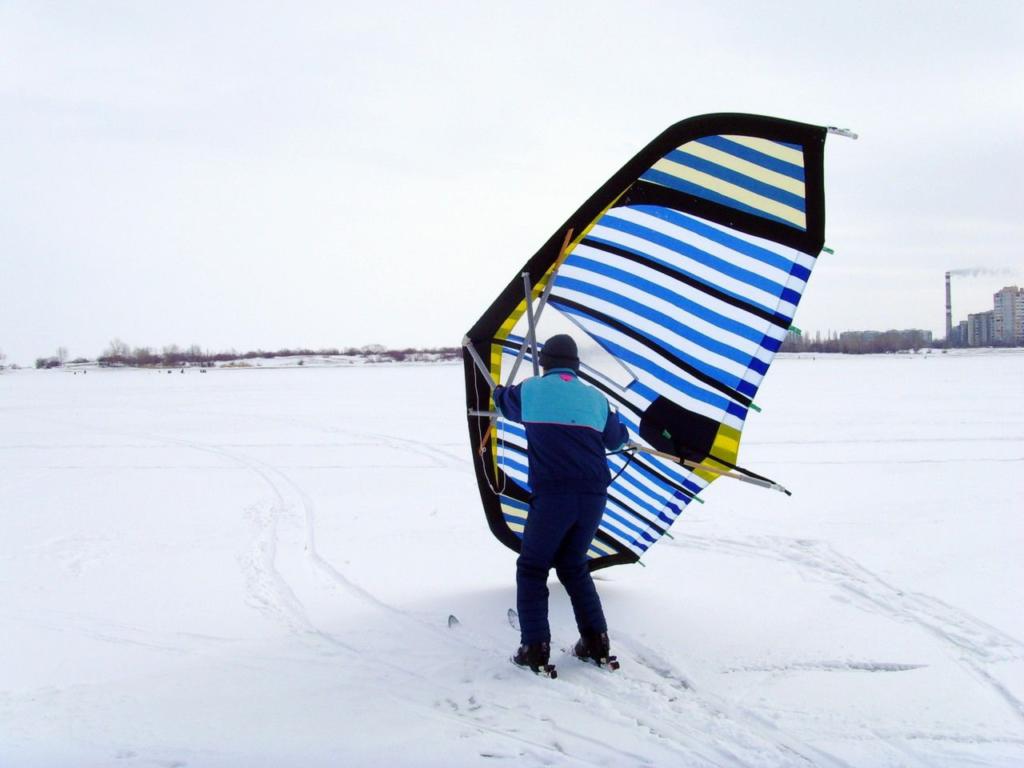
xmin=492 ymin=334 xmax=628 ymax=672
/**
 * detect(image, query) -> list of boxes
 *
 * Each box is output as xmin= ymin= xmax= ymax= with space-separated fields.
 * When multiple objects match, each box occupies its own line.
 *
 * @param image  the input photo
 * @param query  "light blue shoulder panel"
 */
xmin=521 ymin=372 xmax=608 ymax=431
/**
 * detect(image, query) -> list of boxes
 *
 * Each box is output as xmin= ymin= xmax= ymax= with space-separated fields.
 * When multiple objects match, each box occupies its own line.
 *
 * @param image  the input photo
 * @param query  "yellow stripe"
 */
xmin=502 ymin=502 xmax=528 ymax=521
xmin=495 ymin=309 xmax=523 ymax=370
xmin=589 ymin=537 xmax=616 ymax=555
xmin=680 ymin=141 xmax=805 ymax=197
xmin=712 ymin=424 xmax=741 ymax=465
xmin=652 ymin=158 xmax=806 ymax=229
xmin=508 ymin=522 xmax=525 ymax=534
xmin=723 ymin=135 xmax=804 ymax=166
xmin=688 ymin=425 xmax=743 ymax=484
xmin=690 ymin=466 xmax=718 ymax=484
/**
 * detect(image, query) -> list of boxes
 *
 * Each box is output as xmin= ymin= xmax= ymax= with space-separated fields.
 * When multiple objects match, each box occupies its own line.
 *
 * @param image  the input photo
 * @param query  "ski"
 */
xmin=573 ymin=651 xmax=620 ymax=671
xmin=511 ymin=658 xmax=557 ymax=678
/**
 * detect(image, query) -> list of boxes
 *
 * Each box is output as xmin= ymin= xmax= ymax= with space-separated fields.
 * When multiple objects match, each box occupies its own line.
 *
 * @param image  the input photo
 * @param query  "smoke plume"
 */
xmin=947 ymin=267 xmax=1018 ymax=278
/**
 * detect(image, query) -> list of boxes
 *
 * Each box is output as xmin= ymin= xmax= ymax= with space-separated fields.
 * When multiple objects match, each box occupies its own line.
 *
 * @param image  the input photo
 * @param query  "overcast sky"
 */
xmin=2 ymin=1 xmax=1022 ymax=364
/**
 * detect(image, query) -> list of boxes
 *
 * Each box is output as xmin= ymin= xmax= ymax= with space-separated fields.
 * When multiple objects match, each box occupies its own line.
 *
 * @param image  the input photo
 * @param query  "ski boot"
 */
xmin=572 ymin=631 xmax=619 ymax=670
xmin=512 ymin=641 xmax=557 ymax=678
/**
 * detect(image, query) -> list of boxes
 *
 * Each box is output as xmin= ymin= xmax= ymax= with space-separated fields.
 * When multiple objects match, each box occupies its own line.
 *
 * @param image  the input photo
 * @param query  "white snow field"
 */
xmin=2 ymin=351 xmax=1023 ymax=767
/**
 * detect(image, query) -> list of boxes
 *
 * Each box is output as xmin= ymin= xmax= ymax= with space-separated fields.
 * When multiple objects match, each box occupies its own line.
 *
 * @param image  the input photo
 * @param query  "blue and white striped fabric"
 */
xmin=560 ymin=206 xmax=812 ymax=420
xmin=538 ymin=197 xmax=812 ymax=557
xmin=468 ymin=116 xmax=828 ymax=569
xmin=642 ymin=135 xmax=808 ymax=230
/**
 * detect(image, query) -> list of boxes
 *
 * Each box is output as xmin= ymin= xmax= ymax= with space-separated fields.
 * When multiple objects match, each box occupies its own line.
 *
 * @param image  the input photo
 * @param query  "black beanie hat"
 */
xmin=539 ymin=334 xmax=579 ymax=371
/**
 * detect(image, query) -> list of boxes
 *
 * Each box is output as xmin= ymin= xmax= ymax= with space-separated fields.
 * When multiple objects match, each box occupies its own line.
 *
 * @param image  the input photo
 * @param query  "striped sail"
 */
xmin=466 ymin=114 xmax=828 ymax=569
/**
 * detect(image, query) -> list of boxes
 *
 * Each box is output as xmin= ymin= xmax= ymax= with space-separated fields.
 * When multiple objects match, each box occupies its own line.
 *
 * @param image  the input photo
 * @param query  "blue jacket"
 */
xmin=493 ymin=369 xmax=628 ymax=495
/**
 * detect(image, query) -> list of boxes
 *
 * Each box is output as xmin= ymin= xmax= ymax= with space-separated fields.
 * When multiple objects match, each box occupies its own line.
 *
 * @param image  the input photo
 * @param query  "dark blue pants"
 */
xmin=516 ymin=491 xmax=608 ymax=645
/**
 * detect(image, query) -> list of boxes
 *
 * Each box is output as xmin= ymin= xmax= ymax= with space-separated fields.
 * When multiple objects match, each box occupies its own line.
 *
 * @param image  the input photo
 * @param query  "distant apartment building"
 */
xmin=967 ymin=311 xmax=995 ymax=346
xmin=993 ymin=286 xmax=1024 ymax=344
xmin=952 ymin=320 xmax=969 ymax=347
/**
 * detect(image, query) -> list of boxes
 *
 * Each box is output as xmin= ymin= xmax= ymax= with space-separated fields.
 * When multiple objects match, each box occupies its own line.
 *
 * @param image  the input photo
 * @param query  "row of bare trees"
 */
xmin=34 ymin=347 xmax=80 ymax=368
xmin=94 ymin=339 xmax=460 ymax=367
xmin=8 ymin=339 xmax=460 ymax=370
xmin=780 ymin=329 xmax=935 ymax=354
xmin=98 ymin=340 xmax=209 ymax=367
xmin=12 ymin=339 xmax=460 ymax=369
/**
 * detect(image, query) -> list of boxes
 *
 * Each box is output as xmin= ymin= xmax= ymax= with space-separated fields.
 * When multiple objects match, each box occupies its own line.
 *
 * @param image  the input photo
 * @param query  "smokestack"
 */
xmin=945 ymin=271 xmax=953 ymax=343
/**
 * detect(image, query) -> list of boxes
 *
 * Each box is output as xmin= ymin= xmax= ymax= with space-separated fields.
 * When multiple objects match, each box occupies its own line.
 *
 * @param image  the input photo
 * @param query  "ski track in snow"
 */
xmin=443 ymin=624 xmax=845 ymax=768
xmin=87 ymin=422 xmax=857 ymax=767
xmin=667 ymin=534 xmax=1024 ymax=733
xmin=594 ymin=636 xmax=854 ymax=768
xmin=8 ymin=371 xmax=1024 ymax=768
xmin=122 ymin=429 xmax=438 ymax=645
xmin=83 ymin=425 xmax=667 ymax=764
xmin=210 ymin=434 xmax=855 ymax=766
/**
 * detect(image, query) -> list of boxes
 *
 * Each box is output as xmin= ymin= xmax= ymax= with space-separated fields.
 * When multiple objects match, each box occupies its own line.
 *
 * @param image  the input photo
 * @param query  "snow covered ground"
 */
xmin=2 ymin=350 xmax=1023 ymax=767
